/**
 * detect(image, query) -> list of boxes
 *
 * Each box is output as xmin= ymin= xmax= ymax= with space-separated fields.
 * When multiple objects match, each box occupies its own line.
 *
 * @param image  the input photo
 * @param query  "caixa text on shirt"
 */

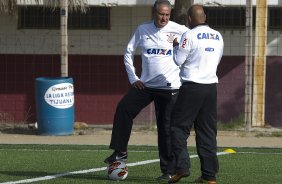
xmin=146 ymin=48 xmax=172 ymax=55
xmin=197 ymin=33 xmax=220 ymax=40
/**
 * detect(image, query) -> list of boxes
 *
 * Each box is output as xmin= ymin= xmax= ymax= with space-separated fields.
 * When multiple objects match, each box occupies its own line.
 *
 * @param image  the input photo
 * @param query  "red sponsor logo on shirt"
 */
xmin=181 ymin=38 xmax=187 ymax=48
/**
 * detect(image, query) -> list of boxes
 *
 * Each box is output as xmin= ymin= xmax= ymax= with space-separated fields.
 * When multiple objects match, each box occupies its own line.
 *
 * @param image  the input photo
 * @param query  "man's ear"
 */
xmin=187 ymin=16 xmax=192 ymax=27
xmin=188 ymin=16 xmax=192 ymax=23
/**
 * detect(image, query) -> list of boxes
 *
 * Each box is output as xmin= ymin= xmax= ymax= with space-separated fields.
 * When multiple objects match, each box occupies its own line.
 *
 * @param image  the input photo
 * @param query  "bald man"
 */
xmin=167 ymin=5 xmax=224 ymax=183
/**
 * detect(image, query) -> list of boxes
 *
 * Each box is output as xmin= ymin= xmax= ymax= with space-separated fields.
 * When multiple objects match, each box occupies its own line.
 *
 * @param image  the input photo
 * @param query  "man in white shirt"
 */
xmin=168 ymin=4 xmax=224 ymax=184
xmin=104 ymin=0 xmax=188 ymax=180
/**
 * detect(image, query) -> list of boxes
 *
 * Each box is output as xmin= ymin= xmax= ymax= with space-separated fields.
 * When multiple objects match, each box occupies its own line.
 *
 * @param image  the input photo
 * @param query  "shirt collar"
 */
xmin=190 ymin=23 xmax=208 ymax=29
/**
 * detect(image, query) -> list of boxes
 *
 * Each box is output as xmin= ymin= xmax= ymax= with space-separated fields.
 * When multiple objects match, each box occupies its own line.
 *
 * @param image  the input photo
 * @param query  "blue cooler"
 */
xmin=35 ymin=77 xmax=74 ymax=135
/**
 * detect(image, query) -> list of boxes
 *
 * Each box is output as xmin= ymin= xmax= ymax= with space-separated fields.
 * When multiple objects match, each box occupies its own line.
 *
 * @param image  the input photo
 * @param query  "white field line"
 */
xmin=236 ymin=152 xmax=282 ymax=155
xmin=0 ymin=149 xmax=159 ymax=153
xmin=1 ymin=149 xmax=282 ymax=155
xmin=0 ymin=151 xmax=230 ymax=184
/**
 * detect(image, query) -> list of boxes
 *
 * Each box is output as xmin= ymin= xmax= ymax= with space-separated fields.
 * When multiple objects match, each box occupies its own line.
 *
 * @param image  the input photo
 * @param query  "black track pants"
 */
xmin=169 ymin=82 xmax=218 ymax=180
xmin=109 ymin=87 xmax=178 ymax=174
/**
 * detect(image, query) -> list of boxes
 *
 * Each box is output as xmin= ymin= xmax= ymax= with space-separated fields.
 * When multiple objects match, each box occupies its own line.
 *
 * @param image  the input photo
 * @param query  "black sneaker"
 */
xmin=156 ymin=173 xmax=171 ymax=183
xmin=104 ymin=150 xmax=128 ymax=164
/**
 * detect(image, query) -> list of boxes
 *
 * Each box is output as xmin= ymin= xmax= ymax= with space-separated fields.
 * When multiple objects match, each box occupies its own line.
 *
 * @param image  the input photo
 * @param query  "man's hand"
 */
xmin=133 ymin=80 xmax=145 ymax=89
xmin=173 ymin=38 xmax=179 ymax=47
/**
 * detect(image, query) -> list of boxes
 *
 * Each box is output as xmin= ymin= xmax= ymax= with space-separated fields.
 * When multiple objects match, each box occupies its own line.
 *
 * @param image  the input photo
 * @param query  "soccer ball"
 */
xmin=106 ymin=161 xmax=128 ymax=180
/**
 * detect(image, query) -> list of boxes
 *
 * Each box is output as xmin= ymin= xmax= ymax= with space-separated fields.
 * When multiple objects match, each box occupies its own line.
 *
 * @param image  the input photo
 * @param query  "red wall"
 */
xmin=0 ymin=54 xmax=281 ymax=127
xmin=217 ymin=56 xmax=245 ymax=123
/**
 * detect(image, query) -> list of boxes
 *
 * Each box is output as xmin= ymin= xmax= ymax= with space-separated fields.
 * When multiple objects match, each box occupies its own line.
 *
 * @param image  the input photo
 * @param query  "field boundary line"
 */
xmin=237 ymin=152 xmax=282 ymax=155
xmin=1 ymin=148 xmax=282 ymax=155
xmin=0 ymin=149 xmax=160 ymax=153
xmin=0 ymin=152 xmax=229 ymax=184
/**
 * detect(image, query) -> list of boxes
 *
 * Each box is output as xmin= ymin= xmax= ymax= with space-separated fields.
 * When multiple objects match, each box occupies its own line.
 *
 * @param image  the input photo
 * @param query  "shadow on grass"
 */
xmin=66 ymin=173 xmax=160 ymax=183
xmin=65 ymin=173 xmax=200 ymax=183
xmin=0 ymin=170 xmax=202 ymax=183
xmin=0 ymin=171 xmax=52 ymax=177
xmin=1 ymin=171 xmax=160 ymax=183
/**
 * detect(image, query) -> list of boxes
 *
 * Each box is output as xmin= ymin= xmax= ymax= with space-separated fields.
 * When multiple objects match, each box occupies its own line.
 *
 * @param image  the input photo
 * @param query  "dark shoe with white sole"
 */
xmin=104 ymin=150 xmax=127 ymax=164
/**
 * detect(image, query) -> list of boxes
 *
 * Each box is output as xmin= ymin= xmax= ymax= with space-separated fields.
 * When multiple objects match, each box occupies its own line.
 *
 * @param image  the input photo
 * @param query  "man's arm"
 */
xmin=173 ymin=31 xmax=190 ymax=66
xmin=124 ymin=29 xmax=141 ymax=85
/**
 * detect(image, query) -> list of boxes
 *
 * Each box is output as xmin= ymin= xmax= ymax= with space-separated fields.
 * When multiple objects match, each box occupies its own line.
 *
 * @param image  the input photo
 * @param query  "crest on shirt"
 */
xmin=167 ymin=33 xmax=175 ymax=43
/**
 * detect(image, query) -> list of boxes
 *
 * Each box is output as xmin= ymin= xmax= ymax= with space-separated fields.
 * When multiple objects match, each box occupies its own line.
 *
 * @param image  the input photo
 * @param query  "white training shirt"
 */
xmin=124 ymin=20 xmax=188 ymax=89
xmin=174 ymin=25 xmax=224 ymax=84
